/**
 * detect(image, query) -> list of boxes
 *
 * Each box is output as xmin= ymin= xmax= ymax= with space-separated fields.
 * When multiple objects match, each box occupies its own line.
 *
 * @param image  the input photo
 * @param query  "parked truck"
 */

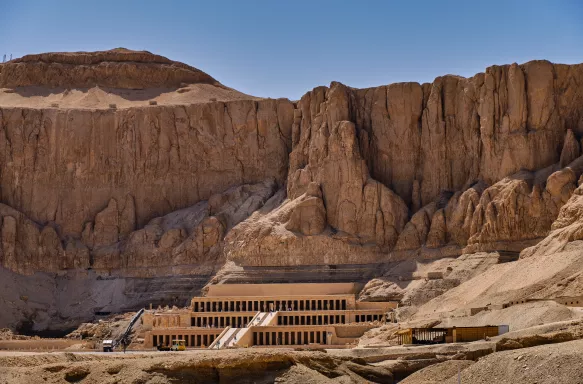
xmin=102 ymin=339 xmax=114 ymax=352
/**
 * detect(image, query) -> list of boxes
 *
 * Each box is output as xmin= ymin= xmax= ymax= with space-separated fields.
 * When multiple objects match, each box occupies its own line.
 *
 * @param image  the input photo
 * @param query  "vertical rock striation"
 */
xmin=4 ymin=49 xmax=583 ymax=330
xmin=0 ymin=99 xmax=293 ymax=238
xmin=2 ymin=51 xmax=583 ymax=275
xmin=282 ymin=61 xmax=583 ymax=255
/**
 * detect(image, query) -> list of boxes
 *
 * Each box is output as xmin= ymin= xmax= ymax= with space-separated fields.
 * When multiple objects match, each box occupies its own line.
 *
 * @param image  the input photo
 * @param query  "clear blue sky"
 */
xmin=1 ymin=0 xmax=582 ymax=100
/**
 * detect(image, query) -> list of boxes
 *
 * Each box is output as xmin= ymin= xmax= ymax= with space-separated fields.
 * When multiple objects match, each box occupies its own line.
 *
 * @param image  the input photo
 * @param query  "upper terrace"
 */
xmin=190 ymin=283 xmax=394 ymax=313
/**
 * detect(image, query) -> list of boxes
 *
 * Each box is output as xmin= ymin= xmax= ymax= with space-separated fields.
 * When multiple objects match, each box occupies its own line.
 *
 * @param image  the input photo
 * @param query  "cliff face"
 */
xmin=2 ymin=49 xmax=583 ymax=331
xmin=225 ymin=61 xmax=583 ymax=269
xmin=0 ymin=100 xmax=293 ymax=234
xmin=289 ymin=62 xmax=583 ymax=207
xmin=0 ymin=100 xmax=293 ymax=274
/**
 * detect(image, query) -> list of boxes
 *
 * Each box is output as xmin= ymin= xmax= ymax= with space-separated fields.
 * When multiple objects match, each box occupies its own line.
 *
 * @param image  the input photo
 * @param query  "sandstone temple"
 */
xmin=143 ymin=283 xmax=397 ymax=348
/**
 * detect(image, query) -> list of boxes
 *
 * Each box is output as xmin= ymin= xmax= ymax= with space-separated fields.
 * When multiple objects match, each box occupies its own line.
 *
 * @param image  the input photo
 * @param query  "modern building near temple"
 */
xmin=143 ymin=283 xmax=397 ymax=349
xmin=396 ymin=325 xmax=509 ymax=345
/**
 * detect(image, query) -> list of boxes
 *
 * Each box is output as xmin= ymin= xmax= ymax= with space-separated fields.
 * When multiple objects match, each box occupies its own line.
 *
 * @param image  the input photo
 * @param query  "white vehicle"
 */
xmin=102 ymin=339 xmax=114 ymax=352
xmin=101 ymin=308 xmax=145 ymax=352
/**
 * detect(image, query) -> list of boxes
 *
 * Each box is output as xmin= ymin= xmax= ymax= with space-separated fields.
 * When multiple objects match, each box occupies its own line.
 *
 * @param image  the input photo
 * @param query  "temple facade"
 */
xmin=143 ymin=283 xmax=397 ymax=349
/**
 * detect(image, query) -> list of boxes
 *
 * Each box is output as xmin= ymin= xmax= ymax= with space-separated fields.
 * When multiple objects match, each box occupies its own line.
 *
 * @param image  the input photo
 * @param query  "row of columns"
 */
xmin=278 ymin=314 xmax=346 ymax=325
xmin=253 ymin=330 xmax=331 ymax=346
xmin=354 ymin=314 xmax=384 ymax=322
xmin=152 ymin=333 xmax=220 ymax=348
xmin=193 ymin=299 xmax=348 ymax=313
xmin=191 ymin=316 xmax=253 ymax=328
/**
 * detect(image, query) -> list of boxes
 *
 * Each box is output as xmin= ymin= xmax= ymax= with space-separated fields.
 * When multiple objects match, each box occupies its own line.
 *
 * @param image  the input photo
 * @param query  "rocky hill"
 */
xmin=1 ymin=49 xmax=583 ymax=334
xmin=0 ymin=47 xmax=220 ymax=89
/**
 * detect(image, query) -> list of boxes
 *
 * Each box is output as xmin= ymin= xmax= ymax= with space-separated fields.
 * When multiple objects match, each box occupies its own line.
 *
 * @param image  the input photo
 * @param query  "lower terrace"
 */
xmin=144 ymin=323 xmax=377 ymax=349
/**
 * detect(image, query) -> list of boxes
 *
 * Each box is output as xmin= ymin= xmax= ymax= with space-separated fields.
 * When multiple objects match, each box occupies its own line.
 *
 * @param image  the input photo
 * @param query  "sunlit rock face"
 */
xmin=2 ymin=49 xmax=583 ymax=331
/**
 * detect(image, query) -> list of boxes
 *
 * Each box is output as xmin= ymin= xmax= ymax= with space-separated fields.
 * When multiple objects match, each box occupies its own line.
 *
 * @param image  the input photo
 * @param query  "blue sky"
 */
xmin=1 ymin=0 xmax=582 ymax=100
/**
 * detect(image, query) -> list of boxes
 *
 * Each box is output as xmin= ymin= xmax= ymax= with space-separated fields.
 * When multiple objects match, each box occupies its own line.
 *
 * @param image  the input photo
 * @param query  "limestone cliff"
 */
xmin=225 ymin=62 xmax=583 ymax=269
xmin=1 ymin=52 xmax=582 ymax=273
xmin=2 ymin=49 xmax=583 ymax=331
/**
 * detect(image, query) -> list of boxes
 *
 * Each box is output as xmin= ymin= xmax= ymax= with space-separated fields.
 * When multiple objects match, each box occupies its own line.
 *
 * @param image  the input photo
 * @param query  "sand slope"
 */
xmin=413 ymin=241 xmax=583 ymax=319
xmin=0 ymin=83 xmax=259 ymax=109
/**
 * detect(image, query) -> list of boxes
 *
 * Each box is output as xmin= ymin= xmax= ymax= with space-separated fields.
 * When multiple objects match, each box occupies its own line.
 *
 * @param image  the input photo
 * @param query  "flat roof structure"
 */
xmin=396 ymin=325 xmax=508 ymax=345
xmin=205 ymin=283 xmax=361 ymax=297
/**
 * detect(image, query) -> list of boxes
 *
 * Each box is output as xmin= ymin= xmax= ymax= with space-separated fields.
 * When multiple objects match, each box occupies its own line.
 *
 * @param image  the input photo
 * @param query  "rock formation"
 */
xmin=0 ymin=48 xmax=220 ymax=89
xmin=0 ymin=178 xmax=277 ymax=276
xmin=521 ymin=174 xmax=583 ymax=258
xmin=2 ymin=49 xmax=583 ymax=331
xmin=226 ymin=61 xmax=583 ymax=268
xmin=284 ymin=182 xmax=327 ymax=236
xmin=0 ymin=97 xmax=293 ymax=238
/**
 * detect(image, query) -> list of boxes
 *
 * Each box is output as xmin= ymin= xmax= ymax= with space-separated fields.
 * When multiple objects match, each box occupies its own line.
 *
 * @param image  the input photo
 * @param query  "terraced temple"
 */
xmin=143 ymin=283 xmax=397 ymax=349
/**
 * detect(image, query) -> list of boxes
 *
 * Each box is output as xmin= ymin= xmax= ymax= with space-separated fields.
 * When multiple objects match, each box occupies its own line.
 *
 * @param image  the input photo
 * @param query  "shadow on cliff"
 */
xmin=9 ymin=85 xmax=178 ymax=101
xmin=101 ymin=86 xmax=180 ymax=101
xmin=17 ymin=318 xmax=75 ymax=338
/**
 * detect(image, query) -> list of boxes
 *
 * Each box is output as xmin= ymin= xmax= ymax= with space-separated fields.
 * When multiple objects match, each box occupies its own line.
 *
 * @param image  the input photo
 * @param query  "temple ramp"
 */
xmin=208 ymin=327 xmax=233 ymax=349
xmin=255 ymin=312 xmax=278 ymax=326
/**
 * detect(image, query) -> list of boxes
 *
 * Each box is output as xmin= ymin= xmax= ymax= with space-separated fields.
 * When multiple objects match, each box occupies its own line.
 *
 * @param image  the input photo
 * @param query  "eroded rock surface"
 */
xmin=0 ymin=98 xmax=293 ymax=240
xmin=2 ymin=50 xmax=583 ymax=331
xmin=0 ymin=48 xmax=220 ymax=89
xmin=521 ymin=180 xmax=583 ymax=258
xmin=0 ymin=179 xmax=277 ymax=276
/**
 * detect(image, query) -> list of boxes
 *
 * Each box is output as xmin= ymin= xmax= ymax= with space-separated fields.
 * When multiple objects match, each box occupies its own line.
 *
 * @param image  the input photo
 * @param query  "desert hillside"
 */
xmin=0 ymin=49 xmax=258 ymax=110
xmin=0 ymin=49 xmax=582 ymax=338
